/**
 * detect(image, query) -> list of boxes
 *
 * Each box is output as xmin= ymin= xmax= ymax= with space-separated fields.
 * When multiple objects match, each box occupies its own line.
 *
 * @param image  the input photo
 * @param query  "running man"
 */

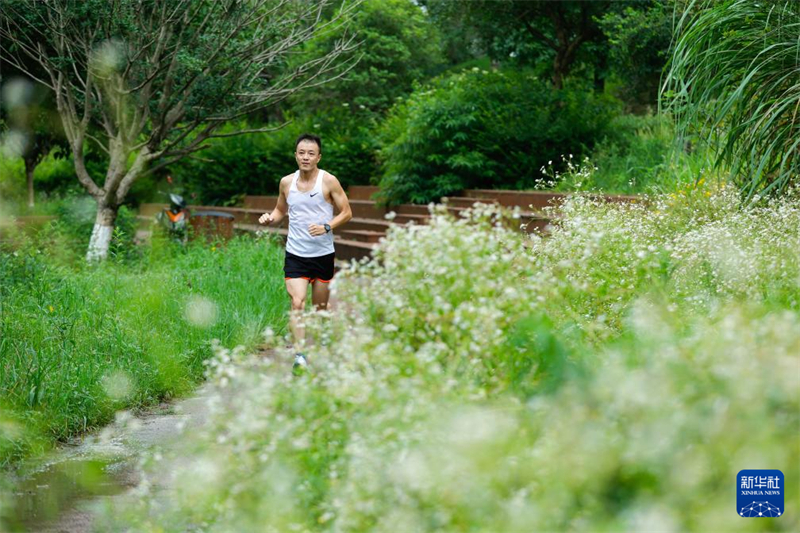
xmin=259 ymin=133 xmax=352 ymax=371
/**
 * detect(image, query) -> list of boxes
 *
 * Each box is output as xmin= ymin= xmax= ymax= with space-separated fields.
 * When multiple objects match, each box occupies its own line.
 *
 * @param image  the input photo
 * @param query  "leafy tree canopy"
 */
xmin=288 ymin=0 xmax=446 ymax=118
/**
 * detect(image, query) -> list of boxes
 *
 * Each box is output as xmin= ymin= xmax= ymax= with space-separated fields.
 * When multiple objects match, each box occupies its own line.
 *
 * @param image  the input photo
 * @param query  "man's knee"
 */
xmin=315 ymin=301 xmax=328 ymax=311
xmin=291 ymin=296 xmax=305 ymax=310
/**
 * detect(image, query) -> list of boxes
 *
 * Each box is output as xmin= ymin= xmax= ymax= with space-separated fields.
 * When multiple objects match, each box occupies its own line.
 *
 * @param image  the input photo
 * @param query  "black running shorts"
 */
xmin=284 ymin=251 xmax=335 ymax=283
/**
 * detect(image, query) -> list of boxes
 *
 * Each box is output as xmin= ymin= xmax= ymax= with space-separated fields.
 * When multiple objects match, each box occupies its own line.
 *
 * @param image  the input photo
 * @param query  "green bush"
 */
xmin=0 ymin=155 xmax=25 ymax=202
xmin=167 ymin=122 xmax=297 ymax=206
xmin=27 ymin=147 xmax=78 ymax=197
xmin=33 ymin=145 xmax=161 ymax=207
xmin=307 ymin=109 xmax=381 ymax=190
xmin=599 ymin=2 xmax=674 ymax=107
xmin=0 ymin=146 xmax=146 ymax=208
xmin=375 ymin=68 xmax=620 ymax=205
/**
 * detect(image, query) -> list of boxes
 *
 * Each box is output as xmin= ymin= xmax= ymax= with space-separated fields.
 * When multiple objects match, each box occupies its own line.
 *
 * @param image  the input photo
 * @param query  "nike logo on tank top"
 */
xmin=286 ymin=169 xmax=335 ymax=257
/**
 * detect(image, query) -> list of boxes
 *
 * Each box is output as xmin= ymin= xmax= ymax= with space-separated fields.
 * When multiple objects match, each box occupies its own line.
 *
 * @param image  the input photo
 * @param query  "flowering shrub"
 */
xmin=98 ymin=190 xmax=799 ymax=532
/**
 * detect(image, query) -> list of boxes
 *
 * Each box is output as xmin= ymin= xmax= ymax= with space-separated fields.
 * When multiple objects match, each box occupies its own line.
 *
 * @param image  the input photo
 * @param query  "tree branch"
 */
xmin=1 ymin=0 xmax=364 ymax=211
xmin=206 ymin=122 xmax=290 ymax=139
xmin=114 ymin=144 xmax=151 ymax=203
xmin=521 ymin=8 xmax=559 ymax=51
xmin=141 ymin=142 xmax=213 ymax=178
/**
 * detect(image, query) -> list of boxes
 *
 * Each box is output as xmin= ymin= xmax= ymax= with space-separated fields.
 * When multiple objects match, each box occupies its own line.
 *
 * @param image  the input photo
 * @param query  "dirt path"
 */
xmin=7 ymin=356 xmax=265 ymax=533
xmin=8 ymin=281 xmax=348 ymax=532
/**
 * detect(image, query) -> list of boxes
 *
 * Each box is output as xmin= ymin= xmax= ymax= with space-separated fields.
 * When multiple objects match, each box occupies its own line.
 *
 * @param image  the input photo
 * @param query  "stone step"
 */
xmin=138 ymin=203 xmax=167 ymax=217
xmin=347 ymin=185 xmax=381 ymax=201
xmin=242 ymin=196 xmax=278 ymax=211
xmin=198 ymin=206 xmax=254 ymax=223
xmin=446 ymin=204 xmax=545 ymax=218
xmin=226 ymin=217 xmax=392 ymax=234
xmin=441 ymin=196 xmax=498 ymax=208
xmin=393 ymin=213 xmax=430 ymax=225
xmin=138 ymin=206 xmax=285 ymax=229
xmin=241 ymin=196 xmax=560 ymax=226
xmin=394 ymin=204 xmax=431 ymax=216
xmin=332 ymin=238 xmax=376 ymax=261
xmin=343 ymin=217 xmax=393 ymax=232
xmin=518 ymin=214 xmax=553 ymax=234
xmin=462 ymin=190 xmax=567 ymax=210
xmin=239 ymin=196 xmax=390 ymax=222
xmin=142 ymin=205 xmax=546 ymax=235
xmin=338 ymin=229 xmax=385 ymax=243
xmin=192 ymin=206 xmax=280 ymax=227
xmin=349 ymin=199 xmax=387 ymax=219
xmin=241 ymin=186 xmax=388 ymax=210
xmin=236 ymin=224 xmax=384 ymax=248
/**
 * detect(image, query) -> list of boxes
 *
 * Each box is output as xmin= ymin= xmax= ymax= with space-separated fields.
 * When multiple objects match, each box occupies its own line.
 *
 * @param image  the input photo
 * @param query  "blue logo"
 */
xmin=737 ymin=469 xmax=784 ymax=518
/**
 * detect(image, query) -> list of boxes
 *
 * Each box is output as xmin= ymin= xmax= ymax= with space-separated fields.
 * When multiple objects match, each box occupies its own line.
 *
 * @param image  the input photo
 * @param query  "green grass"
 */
xmin=552 ymin=113 xmax=717 ymax=195
xmin=0 ymin=225 xmax=288 ymax=466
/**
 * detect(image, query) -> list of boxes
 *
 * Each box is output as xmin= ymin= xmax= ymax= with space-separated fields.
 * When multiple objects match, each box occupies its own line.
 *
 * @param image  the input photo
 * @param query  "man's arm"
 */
xmin=326 ymin=174 xmax=352 ymax=230
xmin=259 ymin=177 xmax=289 ymax=225
xmin=309 ymin=174 xmax=352 ymax=236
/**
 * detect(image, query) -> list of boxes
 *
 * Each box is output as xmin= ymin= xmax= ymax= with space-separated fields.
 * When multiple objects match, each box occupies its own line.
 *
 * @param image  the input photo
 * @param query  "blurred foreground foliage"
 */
xmin=98 ymin=187 xmax=799 ymax=532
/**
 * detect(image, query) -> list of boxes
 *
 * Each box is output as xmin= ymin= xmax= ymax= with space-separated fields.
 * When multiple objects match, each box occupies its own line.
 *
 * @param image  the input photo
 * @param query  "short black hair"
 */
xmin=295 ymin=133 xmax=322 ymax=153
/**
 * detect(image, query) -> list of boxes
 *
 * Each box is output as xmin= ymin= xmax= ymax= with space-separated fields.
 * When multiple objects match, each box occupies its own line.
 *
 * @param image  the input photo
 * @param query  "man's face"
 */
xmin=295 ymin=140 xmax=321 ymax=171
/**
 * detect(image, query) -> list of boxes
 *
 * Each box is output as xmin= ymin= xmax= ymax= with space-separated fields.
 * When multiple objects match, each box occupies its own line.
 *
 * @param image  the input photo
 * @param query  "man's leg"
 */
xmin=285 ymin=278 xmax=310 ymax=348
xmin=311 ymin=279 xmax=332 ymax=311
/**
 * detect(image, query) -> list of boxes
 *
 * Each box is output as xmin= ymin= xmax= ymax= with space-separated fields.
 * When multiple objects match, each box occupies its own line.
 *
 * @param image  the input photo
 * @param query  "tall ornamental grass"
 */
xmin=0 ymin=233 xmax=287 ymax=466
xmin=99 ymin=189 xmax=798 ymax=532
xmin=665 ymin=0 xmax=800 ymax=199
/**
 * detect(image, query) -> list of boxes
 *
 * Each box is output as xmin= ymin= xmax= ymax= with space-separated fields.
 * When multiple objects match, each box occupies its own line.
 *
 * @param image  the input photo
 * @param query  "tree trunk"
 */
xmin=24 ymin=158 xmax=35 ymax=208
xmin=552 ymin=67 xmax=564 ymax=90
xmin=552 ymin=48 xmax=571 ymax=90
xmin=86 ymin=203 xmax=118 ymax=262
xmin=593 ymin=52 xmax=607 ymax=93
xmin=553 ymin=44 xmax=581 ymax=91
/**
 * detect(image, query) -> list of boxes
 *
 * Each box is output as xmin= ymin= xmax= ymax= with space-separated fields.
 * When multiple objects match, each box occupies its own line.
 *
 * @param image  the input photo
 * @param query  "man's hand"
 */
xmin=259 ymin=212 xmax=274 ymax=225
xmin=308 ymin=223 xmax=327 ymax=236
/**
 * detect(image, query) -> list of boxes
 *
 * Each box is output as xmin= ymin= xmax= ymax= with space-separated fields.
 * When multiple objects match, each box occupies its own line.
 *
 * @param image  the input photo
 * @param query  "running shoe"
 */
xmin=292 ymin=353 xmax=308 ymax=375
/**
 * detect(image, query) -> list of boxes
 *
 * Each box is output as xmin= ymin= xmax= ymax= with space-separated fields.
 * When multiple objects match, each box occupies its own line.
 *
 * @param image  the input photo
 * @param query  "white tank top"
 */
xmin=286 ymin=169 xmax=335 ymax=257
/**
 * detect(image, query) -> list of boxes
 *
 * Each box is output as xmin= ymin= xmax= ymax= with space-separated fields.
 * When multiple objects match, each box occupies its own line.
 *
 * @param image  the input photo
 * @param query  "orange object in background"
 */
xmin=166 ymin=211 xmax=185 ymax=223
